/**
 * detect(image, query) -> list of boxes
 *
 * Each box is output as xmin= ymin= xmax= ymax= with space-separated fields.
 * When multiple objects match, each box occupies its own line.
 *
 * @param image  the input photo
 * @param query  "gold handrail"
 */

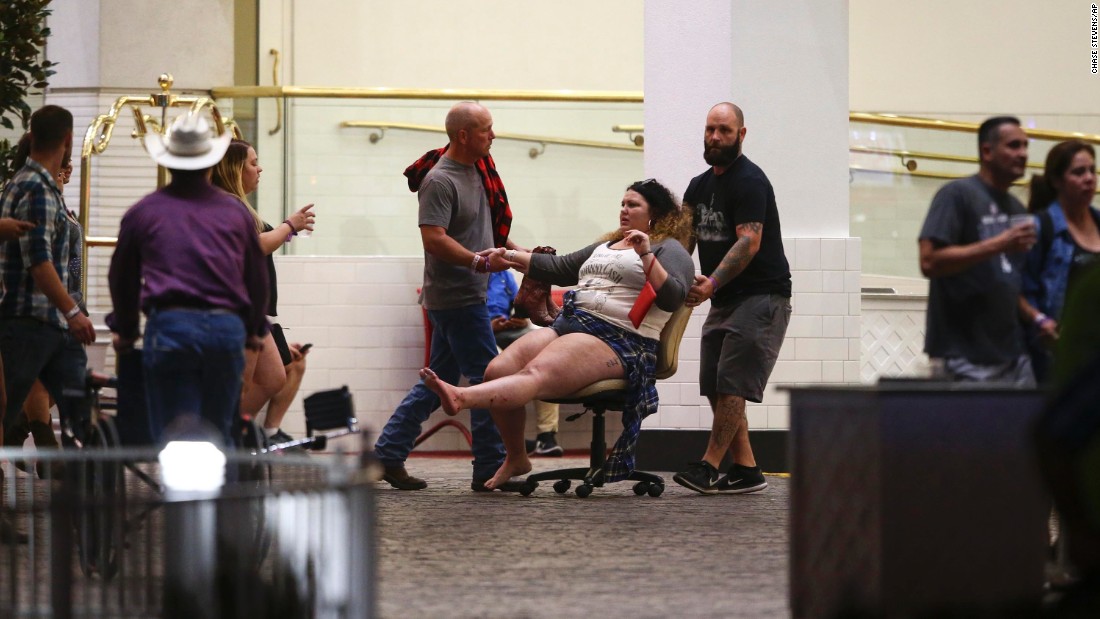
xmin=611 ymin=115 xmax=1100 ymax=145
xmin=849 ymin=165 xmax=1100 ymax=193
xmin=212 ymin=85 xmax=643 ymax=104
xmin=611 ymin=124 xmax=644 ymax=146
xmin=341 ymin=121 xmax=642 ymax=157
xmin=849 ymin=146 xmax=1046 ymax=172
xmin=850 ymin=112 xmax=1100 ymax=144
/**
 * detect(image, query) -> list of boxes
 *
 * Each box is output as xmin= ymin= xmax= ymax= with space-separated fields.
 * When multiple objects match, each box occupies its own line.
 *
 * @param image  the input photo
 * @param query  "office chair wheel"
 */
xmin=632 ymin=481 xmax=650 ymax=496
xmin=553 ymin=480 xmax=571 ymax=494
xmin=647 ymin=482 xmax=664 ymax=498
xmin=520 ymin=481 xmax=538 ymax=496
xmin=575 ymin=484 xmax=593 ymax=498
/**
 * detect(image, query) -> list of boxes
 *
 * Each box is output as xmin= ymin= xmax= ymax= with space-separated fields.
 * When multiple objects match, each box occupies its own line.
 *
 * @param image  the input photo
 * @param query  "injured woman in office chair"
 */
xmin=421 ymin=179 xmax=694 ymax=489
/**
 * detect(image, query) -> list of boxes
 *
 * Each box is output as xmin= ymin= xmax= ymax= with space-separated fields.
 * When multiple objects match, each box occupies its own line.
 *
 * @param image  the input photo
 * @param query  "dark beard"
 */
xmin=703 ymin=135 xmax=741 ymax=167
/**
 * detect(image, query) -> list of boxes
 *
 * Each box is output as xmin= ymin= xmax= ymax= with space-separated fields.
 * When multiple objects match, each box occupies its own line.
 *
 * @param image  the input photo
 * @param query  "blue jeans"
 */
xmin=0 ymin=318 xmax=88 ymax=441
xmin=142 ymin=309 xmax=246 ymax=447
xmin=374 ymin=303 xmax=505 ymax=480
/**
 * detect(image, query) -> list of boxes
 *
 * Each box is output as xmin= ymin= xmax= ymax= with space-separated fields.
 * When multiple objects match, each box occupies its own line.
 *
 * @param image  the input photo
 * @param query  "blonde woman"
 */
xmin=212 ymin=139 xmax=314 ymax=441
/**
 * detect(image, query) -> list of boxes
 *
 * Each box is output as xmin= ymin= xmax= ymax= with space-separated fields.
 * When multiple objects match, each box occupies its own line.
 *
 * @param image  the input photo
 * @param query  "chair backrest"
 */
xmin=303 ymin=386 xmax=358 ymax=435
xmin=655 ymin=305 xmax=693 ymax=380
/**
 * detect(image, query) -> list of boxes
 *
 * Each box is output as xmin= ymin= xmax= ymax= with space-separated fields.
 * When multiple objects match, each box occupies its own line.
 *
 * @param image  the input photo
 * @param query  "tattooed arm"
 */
xmin=686 ymin=221 xmax=762 ymax=307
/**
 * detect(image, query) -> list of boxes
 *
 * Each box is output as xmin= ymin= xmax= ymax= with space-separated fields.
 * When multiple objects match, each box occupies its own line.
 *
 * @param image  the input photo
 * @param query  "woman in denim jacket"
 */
xmin=1021 ymin=140 xmax=1100 ymax=382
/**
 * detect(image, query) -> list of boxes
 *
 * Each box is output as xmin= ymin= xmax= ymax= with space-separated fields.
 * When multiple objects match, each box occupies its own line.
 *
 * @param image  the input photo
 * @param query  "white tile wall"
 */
xmin=267 ymin=236 xmax=862 ymax=444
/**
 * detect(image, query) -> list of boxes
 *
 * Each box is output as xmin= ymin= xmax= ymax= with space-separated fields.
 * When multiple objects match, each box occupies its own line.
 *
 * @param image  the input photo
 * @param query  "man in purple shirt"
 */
xmin=107 ymin=112 xmax=268 ymax=445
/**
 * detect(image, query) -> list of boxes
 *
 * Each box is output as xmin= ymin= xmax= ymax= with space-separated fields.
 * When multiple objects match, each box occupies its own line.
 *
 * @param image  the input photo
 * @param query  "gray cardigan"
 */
xmin=528 ymin=238 xmax=695 ymax=312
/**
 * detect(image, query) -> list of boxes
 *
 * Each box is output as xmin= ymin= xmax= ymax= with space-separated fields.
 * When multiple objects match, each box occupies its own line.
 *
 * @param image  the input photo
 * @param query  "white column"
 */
xmin=643 ymin=0 xmax=856 ymax=434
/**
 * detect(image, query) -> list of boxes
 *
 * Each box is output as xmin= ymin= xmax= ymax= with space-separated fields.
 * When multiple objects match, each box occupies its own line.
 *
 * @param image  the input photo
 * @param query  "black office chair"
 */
xmin=520 ymin=304 xmax=693 ymax=498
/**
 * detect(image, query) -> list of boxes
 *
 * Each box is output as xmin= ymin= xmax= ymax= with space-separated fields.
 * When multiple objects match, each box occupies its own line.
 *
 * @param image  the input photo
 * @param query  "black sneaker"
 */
xmin=715 ymin=464 xmax=768 ymax=494
xmin=268 ymin=429 xmax=308 ymax=453
xmin=672 ymin=461 xmax=720 ymax=495
xmin=525 ymin=439 xmax=538 ymax=455
xmin=532 ymin=432 xmax=564 ymax=457
xmin=269 ymin=429 xmax=294 ymax=444
xmin=382 ymin=466 xmax=427 ymax=490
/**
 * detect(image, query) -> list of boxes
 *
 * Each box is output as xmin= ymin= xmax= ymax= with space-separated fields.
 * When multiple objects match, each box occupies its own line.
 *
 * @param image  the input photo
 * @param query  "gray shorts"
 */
xmin=700 ymin=294 xmax=791 ymax=403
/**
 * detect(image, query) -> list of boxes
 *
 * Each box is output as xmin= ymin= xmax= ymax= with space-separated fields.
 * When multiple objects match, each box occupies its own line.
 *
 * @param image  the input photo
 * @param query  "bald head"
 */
xmin=710 ymin=102 xmax=744 ymax=128
xmin=443 ymin=101 xmax=494 ymax=164
xmin=445 ymin=102 xmax=488 ymax=141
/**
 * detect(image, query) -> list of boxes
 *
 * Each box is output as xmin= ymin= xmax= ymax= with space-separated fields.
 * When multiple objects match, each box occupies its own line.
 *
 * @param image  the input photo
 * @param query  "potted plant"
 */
xmin=0 ymin=0 xmax=55 ymax=183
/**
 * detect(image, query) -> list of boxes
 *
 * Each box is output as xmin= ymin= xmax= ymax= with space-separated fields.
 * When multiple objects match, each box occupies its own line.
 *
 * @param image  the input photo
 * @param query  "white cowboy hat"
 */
xmin=142 ymin=112 xmax=231 ymax=170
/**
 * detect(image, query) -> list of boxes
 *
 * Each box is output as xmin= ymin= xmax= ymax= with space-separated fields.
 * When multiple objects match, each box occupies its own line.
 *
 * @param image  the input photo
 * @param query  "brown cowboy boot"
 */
xmin=513 ymin=246 xmax=558 ymax=326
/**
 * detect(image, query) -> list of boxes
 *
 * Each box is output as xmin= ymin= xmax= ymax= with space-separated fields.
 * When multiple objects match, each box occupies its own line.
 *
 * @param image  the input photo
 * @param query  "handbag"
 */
xmin=628 ymin=256 xmax=657 ymax=328
xmin=270 ymin=323 xmax=293 ymax=366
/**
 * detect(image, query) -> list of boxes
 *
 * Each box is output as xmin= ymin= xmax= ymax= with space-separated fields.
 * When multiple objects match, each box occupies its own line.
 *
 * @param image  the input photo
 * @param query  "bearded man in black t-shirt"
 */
xmin=672 ymin=102 xmax=792 ymax=495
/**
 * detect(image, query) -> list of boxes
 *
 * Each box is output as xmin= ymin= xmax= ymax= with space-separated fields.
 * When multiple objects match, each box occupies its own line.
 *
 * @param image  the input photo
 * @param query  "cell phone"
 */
xmin=299 ymin=343 xmax=313 ymax=353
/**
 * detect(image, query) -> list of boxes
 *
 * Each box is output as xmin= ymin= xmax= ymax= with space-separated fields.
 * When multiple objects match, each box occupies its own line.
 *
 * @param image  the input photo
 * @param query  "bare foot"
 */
xmin=483 ymin=456 xmax=533 ymax=490
xmin=420 ymin=368 xmax=462 ymax=416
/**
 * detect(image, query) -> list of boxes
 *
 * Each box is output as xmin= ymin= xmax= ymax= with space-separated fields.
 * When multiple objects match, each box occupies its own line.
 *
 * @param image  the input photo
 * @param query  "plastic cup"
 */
xmin=1009 ymin=214 xmax=1036 ymax=230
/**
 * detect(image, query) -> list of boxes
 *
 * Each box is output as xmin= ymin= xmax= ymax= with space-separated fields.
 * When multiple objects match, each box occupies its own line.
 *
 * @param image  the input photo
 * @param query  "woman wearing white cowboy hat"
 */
xmin=107 ymin=111 xmax=270 ymax=446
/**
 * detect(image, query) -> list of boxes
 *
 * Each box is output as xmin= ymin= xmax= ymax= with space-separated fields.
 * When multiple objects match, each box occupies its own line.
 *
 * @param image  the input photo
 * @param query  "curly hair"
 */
xmin=598 ymin=178 xmax=692 ymax=249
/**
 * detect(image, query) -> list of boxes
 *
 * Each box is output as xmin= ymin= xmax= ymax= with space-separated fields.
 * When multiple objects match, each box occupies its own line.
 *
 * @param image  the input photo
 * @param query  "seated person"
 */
xmin=487 ymin=270 xmax=563 ymax=456
xmin=421 ymin=179 xmax=694 ymax=489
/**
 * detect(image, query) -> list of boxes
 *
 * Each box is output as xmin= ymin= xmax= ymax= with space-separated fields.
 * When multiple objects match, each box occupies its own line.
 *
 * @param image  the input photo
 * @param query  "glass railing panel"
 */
xmin=254 ymin=98 xmax=645 ymax=257
xmin=847 ymin=116 xmax=1083 ymax=280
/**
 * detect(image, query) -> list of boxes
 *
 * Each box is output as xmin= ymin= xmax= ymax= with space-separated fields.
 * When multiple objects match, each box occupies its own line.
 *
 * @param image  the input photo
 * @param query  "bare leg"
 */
xmin=702 ymin=393 xmax=756 ymax=469
xmin=422 ymin=333 xmax=626 ymax=488
xmin=420 ymin=333 xmax=624 ymax=414
xmin=264 ymin=345 xmax=308 ymax=430
xmin=484 ymin=404 xmax=532 ymax=489
xmin=23 ymin=381 xmax=52 ymax=425
xmin=240 ymin=331 xmax=287 ymax=417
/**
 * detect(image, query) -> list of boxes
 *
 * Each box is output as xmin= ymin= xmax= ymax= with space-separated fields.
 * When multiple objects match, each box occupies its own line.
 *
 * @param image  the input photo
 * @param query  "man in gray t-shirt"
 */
xmin=918 ymin=116 xmax=1037 ymax=385
xmin=374 ymin=102 xmax=527 ymax=491
xmin=418 ymin=156 xmax=493 ymax=310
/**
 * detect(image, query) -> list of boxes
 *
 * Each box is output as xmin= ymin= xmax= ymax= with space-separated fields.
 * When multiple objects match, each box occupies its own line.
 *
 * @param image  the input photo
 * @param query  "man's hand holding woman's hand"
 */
xmin=479 ymin=247 xmax=524 ymax=272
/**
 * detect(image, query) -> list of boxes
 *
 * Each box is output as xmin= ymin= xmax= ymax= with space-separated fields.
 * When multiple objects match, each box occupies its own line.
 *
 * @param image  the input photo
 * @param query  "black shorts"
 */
xmin=270 ymin=323 xmax=292 ymax=366
xmin=699 ymin=294 xmax=791 ymax=403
